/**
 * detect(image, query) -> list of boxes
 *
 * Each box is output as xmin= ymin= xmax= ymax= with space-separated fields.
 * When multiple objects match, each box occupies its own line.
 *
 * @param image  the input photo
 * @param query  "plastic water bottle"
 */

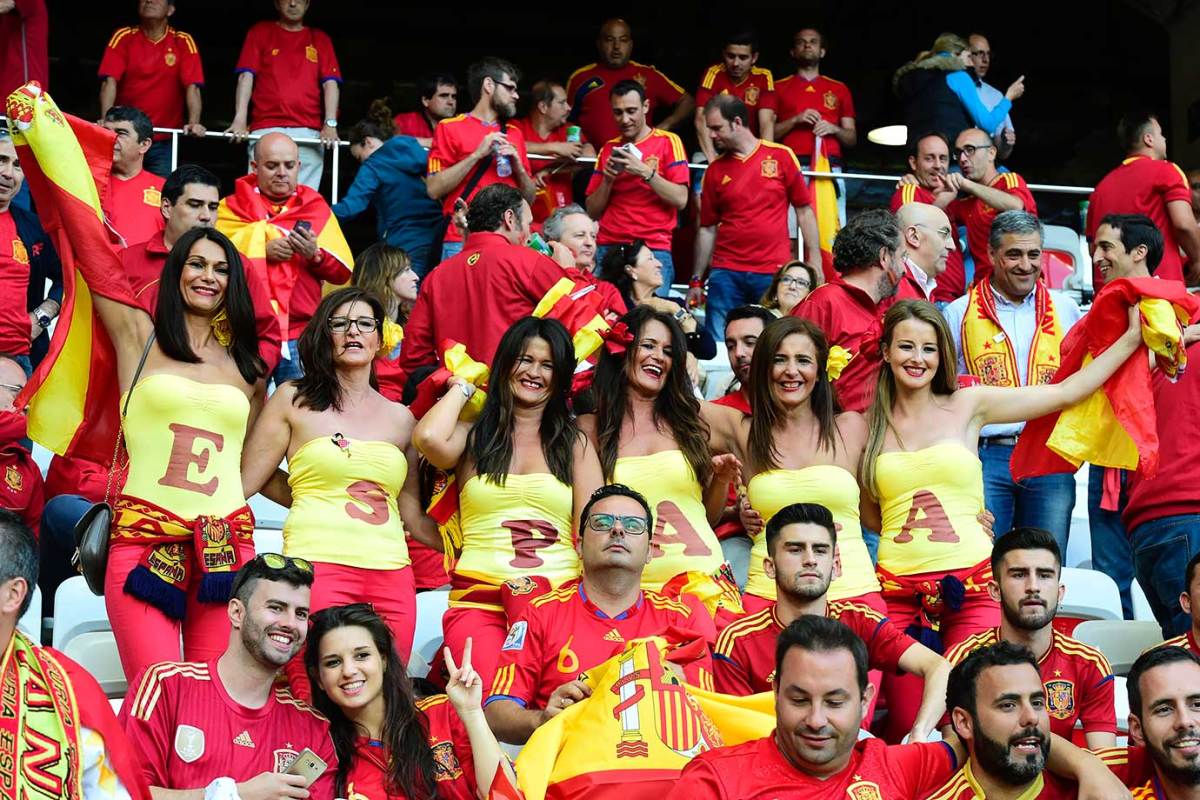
xmin=494 ymin=141 xmax=512 ymax=177
xmin=566 ymin=125 xmax=581 ymax=143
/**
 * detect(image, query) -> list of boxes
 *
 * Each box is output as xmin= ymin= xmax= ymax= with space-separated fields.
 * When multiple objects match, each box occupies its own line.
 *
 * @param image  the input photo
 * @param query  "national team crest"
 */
xmin=644 ymin=156 xmax=659 ymax=175
xmin=633 ymin=73 xmax=647 ymax=86
xmin=273 ymin=747 xmax=299 ymax=773
xmin=305 ymin=45 xmax=319 ymax=63
xmin=823 ymin=90 xmax=838 ymax=110
xmin=760 ymin=158 xmax=779 ymax=178
xmin=430 ymin=741 xmax=463 ymax=781
xmin=164 ymin=51 xmax=176 ymax=67
xmin=11 ymin=239 xmax=29 ymax=265
xmin=505 ymin=576 xmax=536 ymax=595
xmin=466 ymin=252 xmax=481 ymax=266
xmin=1045 ymin=679 xmax=1075 ymax=720
xmin=976 ymin=354 xmax=1012 ymax=387
xmin=847 ymin=778 xmax=884 ymax=800
xmin=1034 ymin=365 xmax=1057 ymax=385
xmin=174 ymin=724 xmax=205 ymax=763
xmin=143 ymin=187 xmax=162 ymax=207
xmin=744 ymin=85 xmax=760 ymax=105
xmin=5 ymin=465 xmax=22 ymax=492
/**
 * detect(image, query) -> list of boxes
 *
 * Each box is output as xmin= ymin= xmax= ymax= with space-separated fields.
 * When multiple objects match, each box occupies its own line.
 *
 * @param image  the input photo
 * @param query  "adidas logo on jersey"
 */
xmin=603 ymin=629 xmax=624 ymax=643
xmin=233 ymin=730 xmax=255 ymax=748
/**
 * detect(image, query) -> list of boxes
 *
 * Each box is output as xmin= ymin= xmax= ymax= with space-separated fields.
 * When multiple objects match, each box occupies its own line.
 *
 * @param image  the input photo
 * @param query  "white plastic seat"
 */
xmin=1131 ymin=579 xmax=1154 ymax=622
xmin=62 ymin=630 xmax=126 ymax=698
xmin=1071 ymin=619 xmax=1164 ymax=676
xmin=408 ymin=590 xmax=450 ymax=678
xmin=1059 ymin=567 xmax=1123 ymax=622
xmin=52 ymin=576 xmax=111 ymax=650
xmin=17 ymin=585 xmax=41 ymax=640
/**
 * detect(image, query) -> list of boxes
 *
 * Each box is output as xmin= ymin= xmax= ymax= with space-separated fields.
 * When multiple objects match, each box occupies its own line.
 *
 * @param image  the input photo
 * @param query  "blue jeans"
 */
xmin=862 ymin=526 xmax=881 ymax=565
xmin=271 ymin=337 xmax=304 ymax=386
xmin=704 ymin=269 xmax=775 ymax=344
xmin=595 ymin=246 xmax=674 ymax=298
xmin=720 ymin=535 xmax=751 ymax=591
xmin=144 ymin=140 xmax=173 ymax=177
xmin=441 ymin=240 xmax=464 ymax=262
xmin=39 ymin=494 xmax=92 ymax=615
xmin=1131 ymin=513 xmax=1200 ymax=636
xmin=1088 ymin=465 xmax=1134 ymax=619
xmin=980 ymin=441 xmax=1075 ymax=552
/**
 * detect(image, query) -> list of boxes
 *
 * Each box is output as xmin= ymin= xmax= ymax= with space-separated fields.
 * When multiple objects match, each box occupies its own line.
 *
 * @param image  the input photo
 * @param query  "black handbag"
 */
xmin=71 ymin=333 xmax=156 ymax=595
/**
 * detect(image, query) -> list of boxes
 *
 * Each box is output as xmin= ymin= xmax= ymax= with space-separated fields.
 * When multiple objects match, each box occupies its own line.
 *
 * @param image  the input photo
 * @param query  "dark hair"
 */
xmin=794 ymin=25 xmax=825 ymax=47
xmin=346 ymin=117 xmax=392 ymax=149
xmin=591 ymin=305 xmax=712 ymax=487
xmin=1187 ymin=551 xmax=1200 ymax=594
xmin=467 ymin=56 xmax=520 ymax=105
xmin=294 ymin=287 xmax=385 ymax=412
xmin=761 ymin=261 xmax=818 ymax=312
xmin=747 ymin=317 xmax=839 ymax=472
xmin=1128 ymin=646 xmax=1200 ymax=718
xmin=1118 ymin=110 xmax=1160 ymax=152
xmin=724 ymin=304 xmax=776 ymax=334
xmin=1098 ymin=213 xmax=1164 ymax=273
xmin=579 ymin=483 xmax=654 ymax=533
xmin=0 ymin=509 xmax=37 ymax=617
xmin=155 ymin=227 xmax=266 ymax=386
xmin=530 ymin=79 xmax=561 ymax=110
xmin=908 ymin=130 xmax=951 ymax=160
xmin=704 ymin=94 xmax=749 ymax=128
xmin=725 ymin=30 xmax=758 ymax=51
xmin=598 ymin=240 xmax=649 ymax=309
xmin=305 ymin=605 xmax=439 ymax=799
xmin=947 ymin=641 xmax=1040 ymax=726
xmin=467 ymin=317 xmax=578 ymax=486
xmin=418 ymin=72 xmax=457 ymax=101
xmin=103 ymin=105 xmax=153 ymax=143
xmin=230 ymin=554 xmax=314 ymax=606
xmin=765 ymin=502 xmax=837 ymax=558
xmin=832 ymin=209 xmax=901 ymax=275
xmin=774 ymin=615 xmax=867 ymax=695
xmin=990 ymin=527 xmax=1062 ymax=575
xmin=162 ymin=164 xmax=220 ymax=206
xmin=611 ymin=78 xmax=646 ymax=104
xmin=352 ymin=243 xmax=412 ymax=323
xmin=466 ymin=184 xmax=525 ymax=233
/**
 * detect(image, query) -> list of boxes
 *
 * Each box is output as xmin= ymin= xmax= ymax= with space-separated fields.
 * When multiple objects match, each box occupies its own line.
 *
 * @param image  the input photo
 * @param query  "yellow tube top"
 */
xmin=455 ymin=472 xmax=579 ymax=588
xmin=612 ymin=449 xmax=725 ymax=591
xmin=745 ymin=465 xmax=881 ymax=601
xmin=875 ymin=441 xmax=992 ymax=575
xmin=121 ymin=373 xmax=249 ymax=519
xmin=283 ymin=436 xmax=410 ymax=569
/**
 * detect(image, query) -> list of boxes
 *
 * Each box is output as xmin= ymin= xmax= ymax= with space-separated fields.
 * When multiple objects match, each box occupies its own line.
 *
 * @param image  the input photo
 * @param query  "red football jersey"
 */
xmin=700 ymin=141 xmax=810 ymax=274
xmin=713 ymin=600 xmax=915 ymax=695
xmin=790 ymin=279 xmax=881 ymax=413
xmin=586 ymin=129 xmax=688 ymax=250
xmin=427 ymin=114 xmax=533 ymax=243
xmin=486 ymin=580 xmax=715 ymax=710
xmin=104 ymin=169 xmax=165 ymax=249
xmin=120 ymin=661 xmax=337 ymax=800
xmin=0 ymin=441 xmax=44 ymax=536
xmin=947 ymin=171 xmax=1037 ymax=286
xmin=509 ymin=117 xmax=586 ymax=225
xmin=0 ymin=210 xmax=32 ymax=356
xmin=1094 ymin=746 xmax=1154 ymax=792
xmin=393 ymin=110 xmax=435 ymax=139
xmin=945 ymin=628 xmax=1116 ymax=738
xmin=235 ymin=21 xmax=341 ymax=130
xmin=774 ymin=74 xmax=855 ymax=160
xmin=99 ymin=26 xmax=204 ymax=133
xmin=667 ymin=735 xmax=956 ymax=800
xmin=566 ymin=60 xmax=686 ymax=147
xmin=1155 ymin=629 xmax=1200 ymax=658
xmin=926 ymin=762 xmax=1077 ymax=800
xmin=1086 ymin=156 xmax=1193 ymax=286
xmin=694 ymin=65 xmax=777 ymax=137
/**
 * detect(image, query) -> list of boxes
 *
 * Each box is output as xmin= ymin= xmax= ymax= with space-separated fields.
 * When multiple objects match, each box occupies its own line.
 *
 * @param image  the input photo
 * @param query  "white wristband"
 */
xmin=205 ymin=777 xmax=240 ymax=800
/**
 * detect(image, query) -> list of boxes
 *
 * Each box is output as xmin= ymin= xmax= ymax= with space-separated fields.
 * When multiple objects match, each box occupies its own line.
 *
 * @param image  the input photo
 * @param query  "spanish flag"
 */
xmin=6 ymin=84 xmax=138 ymax=465
xmin=810 ymin=134 xmax=840 ymax=277
xmin=532 ymin=277 xmax=611 ymax=363
xmin=1011 ymin=277 xmax=1200 ymax=481
xmin=515 ymin=635 xmax=773 ymax=800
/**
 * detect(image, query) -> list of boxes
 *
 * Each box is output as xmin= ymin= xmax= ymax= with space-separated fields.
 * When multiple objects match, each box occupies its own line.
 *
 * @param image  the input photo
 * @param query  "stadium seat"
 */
xmin=1071 ymin=619 xmax=1163 ymax=676
xmin=1046 ymin=224 xmax=1092 ymax=301
xmin=1113 ymin=675 xmax=1130 ymax=736
xmin=52 ymin=576 xmax=112 ymax=650
xmin=17 ymin=585 xmax=41 ymax=640
xmin=1131 ymin=579 xmax=1154 ymax=622
xmin=1059 ymin=567 xmax=1123 ymax=624
xmin=408 ymin=589 xmax=449 ymax=678
xmin=62 ymin=630 xmax=126 ymax=698
xmin=254 ymin=528 xmax=285 ymax=555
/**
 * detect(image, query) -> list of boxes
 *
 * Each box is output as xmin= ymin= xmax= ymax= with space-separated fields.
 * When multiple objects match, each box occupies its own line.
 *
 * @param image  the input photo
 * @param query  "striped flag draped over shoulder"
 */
xmin=6 ymin=83 xmax=137 ymax=465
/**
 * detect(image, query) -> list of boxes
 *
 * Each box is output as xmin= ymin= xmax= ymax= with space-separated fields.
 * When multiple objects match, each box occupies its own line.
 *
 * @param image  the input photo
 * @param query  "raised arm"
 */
xmin=572 ymin=434 xmax=604 ymax=526
xmin=412 ymin=378 xmax=475 ymax=470
xmin=240 ymin=384 xmax=293 ymax=499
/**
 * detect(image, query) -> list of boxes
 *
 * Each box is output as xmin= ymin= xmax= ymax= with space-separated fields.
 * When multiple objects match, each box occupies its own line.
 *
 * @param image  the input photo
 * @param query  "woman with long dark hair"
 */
xmin=243 ymin=287 xmax=439 ymax=678
xmin=307 ymin=604 xmax=515 ymax=800
xmin=414 ymin=316 xmax=602 ymax=687
xmin=90 ymin=226 xmax=267 ymax=681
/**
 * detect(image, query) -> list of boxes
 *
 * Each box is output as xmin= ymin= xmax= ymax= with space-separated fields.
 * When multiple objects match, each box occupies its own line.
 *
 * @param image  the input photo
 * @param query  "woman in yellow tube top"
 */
xmin=862 ymin=299 xmax=1142 ymax=651
xmin=242 ymin=287 xmax=441 ymax=674
xmin=414 ymin=317 xmax=603 ymax=688
xmin=89 ymin=227 xmax=267 ymax=682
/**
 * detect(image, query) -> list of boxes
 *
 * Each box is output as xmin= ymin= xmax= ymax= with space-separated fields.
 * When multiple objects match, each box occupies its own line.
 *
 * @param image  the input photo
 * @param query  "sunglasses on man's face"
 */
xmin=586 ymin=513 xmax=649 ymax=535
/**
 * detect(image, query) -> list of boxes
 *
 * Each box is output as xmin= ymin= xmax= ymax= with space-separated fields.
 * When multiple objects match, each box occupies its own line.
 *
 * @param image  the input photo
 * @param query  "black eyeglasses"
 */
xmin=954 ymin=143 xmax=993 ymax=159
xmin=779 ymin=275 xmax=812 ymax=289
xmin=586 ymin=513 xmax=649 ymax=535
xmin=494 ymin=79 xmax=518 ymax=94
xmin=0 ymin=382 xmax=24 ymax=394
xmin=329 ymin=316 xmax=378 ymax=334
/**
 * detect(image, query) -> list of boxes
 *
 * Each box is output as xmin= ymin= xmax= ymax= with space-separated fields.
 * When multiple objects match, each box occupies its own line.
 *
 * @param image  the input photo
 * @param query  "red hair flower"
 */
xmin=601 ymin=321 xmax=635 ymax=356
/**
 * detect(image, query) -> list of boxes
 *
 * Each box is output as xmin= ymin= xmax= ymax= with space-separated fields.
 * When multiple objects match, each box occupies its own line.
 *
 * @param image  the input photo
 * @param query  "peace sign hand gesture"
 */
xmin=444 ymin=638 xmax=483 ymax=717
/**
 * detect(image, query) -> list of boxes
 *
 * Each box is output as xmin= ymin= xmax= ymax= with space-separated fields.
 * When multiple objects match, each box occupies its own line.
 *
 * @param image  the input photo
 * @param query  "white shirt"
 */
xmin=904 ymin=257 xmax=938 ymax=299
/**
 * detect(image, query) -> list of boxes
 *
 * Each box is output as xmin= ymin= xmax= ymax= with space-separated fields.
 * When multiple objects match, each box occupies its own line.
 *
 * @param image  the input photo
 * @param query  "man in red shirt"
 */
xmin=946 ymin=127 xmax=1037 ymax=288
xmin=943 ymin=528 xmax=1117 ymax=748
xmin=227 ymin=0 xmax=341 ymax=190
xmin=426 ymin=56 xmax=536 ymax=262
xmin=890 ymin=132 xmax=968 ymax=302
xmin=98 ymin=0 xmax=205 ymax=177
xmin=393 ymin=72 xmax=457 ymax=148
xmin=693 ymin=95 xmax=820 ymax=341
xmin=1123 ymin=647 xmax=1200 ymax=797
xmin=510 ymin=80 xmax=595 ymax=228
xmin=1086 ymin=110 xmax=1200 ymax=287
xmin=586 ymin=79 xmax=689 ymax=294
xmin=101 ymin=106 xmax=166 ymax=249
xmin=0 ymin=360 xmax=42 ymax=536
xmin=485 ymin=484 xmax=716 ymax=745
xmin=542 ymin=203 xmax=625 ymax=320
xmin=791 ymin=209 xmax=905 ymax=413
xmin=694 ymin=31 xmax=777 ymax=163
xmin=714 ymin=502 xmax=949 ymax=741
xmin=1156 ymin=552 xmax=1200 ymax=658
xmin=0 ymin=0 xmax=48 ymax=100
xmin=566 ymin=18 xmax=693 ymax=147
xmin=120 ymin=554 xmax=336 ymax=800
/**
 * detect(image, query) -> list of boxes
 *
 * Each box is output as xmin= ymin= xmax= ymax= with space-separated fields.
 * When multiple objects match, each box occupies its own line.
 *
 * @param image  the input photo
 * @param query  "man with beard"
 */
xmin=714 ymin=503 xmax=950 ymax=743
xmin=510 ymin=80 xmax=594 ymax=228
xmin=1158 ymin=552 xmax=1200 ymax=657
xmin=930 ymin=641 xmax=1062 ymax=800
xmin=120 ymin=554 xmax=337 ymax=800
xmin=693 ymin=30 xmax=777 ymax=163
xmin=1120 ymin=646 xmax=1200 ymax=798
xmin=944 ymin=528 xmax=1117 ymax=748
xmin=427 ymin=56 xmax=535 ymax=262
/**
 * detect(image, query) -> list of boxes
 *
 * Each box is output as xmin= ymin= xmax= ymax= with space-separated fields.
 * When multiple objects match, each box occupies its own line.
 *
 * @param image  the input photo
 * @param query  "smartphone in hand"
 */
xmin=284 ymin=748 xmax=328 ymax=787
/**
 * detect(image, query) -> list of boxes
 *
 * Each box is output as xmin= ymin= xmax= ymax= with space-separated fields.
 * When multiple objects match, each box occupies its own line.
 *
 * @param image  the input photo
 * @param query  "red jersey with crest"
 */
xmin=235 ymin=21 xmax=341 ymax=130
xmin=774 ymin=74 xmax=855 ymax=161
xmin=587 ymin=129 xmax=689 ymax=250
xmin=99 ymin=26 xmax=204 ymax=134
xmin=790 ymin=278 xmax=881 ymax=413
xmin=889 ymin=183 xmax=968 ymax=303
xmin=944 ymin=627 xmax=1116 ymax=739
xmin=695 ymin=65 xmax=776 ymax=137
xmin=925 ymin=762 xmax=1077 ymax=800
xmin=947 ymin=171 xmax=1037 ymax=286
xmin=486 ymin=580 xmax=716 ymax=710
xmin=566 ymin=61 xmax=686 ymax=147
xmin=509 ymin=116 xmax=588 ymax=226
xmin=713 ymin=600 xmax=916 ymax=695
xmin=119 ymin=661 xmax=337 ymax=800
xmin=700 ymin=141 xmax=811 ymax=274
xmin=0 ymin=209 xmax=32 ymax=355
xmin=668 ymin=735 xmax=956 ymax=800
xmin=104 ymin=170 xmax=165 ymax=249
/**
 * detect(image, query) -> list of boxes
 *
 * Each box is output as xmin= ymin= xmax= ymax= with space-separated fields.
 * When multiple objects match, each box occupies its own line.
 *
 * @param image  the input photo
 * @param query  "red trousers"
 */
xmin=441 ymin=605 xmax=509 ymax=691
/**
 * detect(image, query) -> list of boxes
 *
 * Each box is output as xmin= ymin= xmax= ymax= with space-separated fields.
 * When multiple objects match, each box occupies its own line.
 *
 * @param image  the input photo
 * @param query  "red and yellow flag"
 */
xmin=810 ymin=134 xmax=840 ymax=277
xmin=6 ymin=83 xmax=138 ymax=465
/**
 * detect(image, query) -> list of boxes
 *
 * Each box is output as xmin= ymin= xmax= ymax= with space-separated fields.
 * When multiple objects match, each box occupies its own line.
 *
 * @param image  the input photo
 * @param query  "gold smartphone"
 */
xmin=284 ymin=748 xmax=328 ymax=787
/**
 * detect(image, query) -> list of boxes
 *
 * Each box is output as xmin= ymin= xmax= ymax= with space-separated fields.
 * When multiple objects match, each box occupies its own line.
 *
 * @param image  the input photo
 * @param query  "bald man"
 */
xmin=216 ymin=131 xmax=352 ymax=383
xmin=893 ymin=202 xmax=954 ymax=303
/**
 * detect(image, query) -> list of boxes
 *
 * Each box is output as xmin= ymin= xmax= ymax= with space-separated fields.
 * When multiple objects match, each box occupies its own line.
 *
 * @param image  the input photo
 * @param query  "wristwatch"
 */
xmin=323 ymin=118 xmax=338 ymax=128
xmin=34 ymin=310 xmax=52 ymax=329
xmin=458 ymin=382 xmax=476 ymax=400
xmin=672 ymin=308 xmax=691 ymax=323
